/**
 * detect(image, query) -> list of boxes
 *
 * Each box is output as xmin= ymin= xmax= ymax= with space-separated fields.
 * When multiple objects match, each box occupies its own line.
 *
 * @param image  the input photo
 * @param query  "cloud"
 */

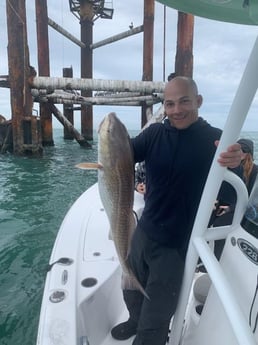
xmin=191 ymin=16 xmax=258 ymax=131
xmin=1 ymin=1 xmax=258 ymax=131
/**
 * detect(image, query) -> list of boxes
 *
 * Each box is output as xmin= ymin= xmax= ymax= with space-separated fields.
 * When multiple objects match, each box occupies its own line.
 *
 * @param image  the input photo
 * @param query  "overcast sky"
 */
xmin=1 ymin=0 xmax=258 ymax=131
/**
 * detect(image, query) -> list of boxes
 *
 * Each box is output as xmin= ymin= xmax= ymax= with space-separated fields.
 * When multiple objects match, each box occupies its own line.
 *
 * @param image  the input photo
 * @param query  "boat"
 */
xmin=36 ymin=182 xmax=145 ymax=345
xmin=37 ymin=2 xmax=258 ymax=345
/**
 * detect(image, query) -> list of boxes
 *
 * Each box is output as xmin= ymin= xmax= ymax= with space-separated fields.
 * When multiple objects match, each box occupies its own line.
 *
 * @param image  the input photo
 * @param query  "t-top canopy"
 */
xmin=157 ymin=0 xmax=258 ymax=25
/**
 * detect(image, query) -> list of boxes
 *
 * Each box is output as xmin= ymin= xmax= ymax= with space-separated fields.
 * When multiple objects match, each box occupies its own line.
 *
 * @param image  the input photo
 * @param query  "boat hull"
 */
xmin=37 ymin=183 xmax=145 ymax=345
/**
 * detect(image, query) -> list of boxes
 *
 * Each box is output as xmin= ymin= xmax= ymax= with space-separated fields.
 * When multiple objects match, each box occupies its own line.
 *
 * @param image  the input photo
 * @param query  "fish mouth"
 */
xmin=98 ymin=112 xmax=117 ymax=134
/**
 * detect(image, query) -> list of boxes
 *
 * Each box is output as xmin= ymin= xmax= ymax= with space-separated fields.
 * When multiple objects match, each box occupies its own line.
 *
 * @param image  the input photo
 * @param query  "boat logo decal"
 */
xmin=237 ymin=238 xmax=258 ymax=265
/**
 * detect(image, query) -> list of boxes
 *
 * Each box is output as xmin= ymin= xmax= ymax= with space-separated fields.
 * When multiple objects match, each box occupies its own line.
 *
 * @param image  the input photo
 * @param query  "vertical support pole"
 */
xmin=142 ymin=0 xmax=154 ymax=128
xmin=63 ymin=67 xmax=74 ymax=140
xmin=6 ymin=0 xmax=33 ymax=154
xmin=175 ymin=12 xmax=194 ymax=77
xmin=35 ymin=0 xmax=54 ymax=146
xmin=80 ymin=1 xmax=93 ymax=140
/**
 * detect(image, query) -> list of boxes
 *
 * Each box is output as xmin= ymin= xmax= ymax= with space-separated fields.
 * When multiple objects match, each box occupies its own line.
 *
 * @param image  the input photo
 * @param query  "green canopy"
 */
xmin=156 ymin=0 xmax=258 ymax=25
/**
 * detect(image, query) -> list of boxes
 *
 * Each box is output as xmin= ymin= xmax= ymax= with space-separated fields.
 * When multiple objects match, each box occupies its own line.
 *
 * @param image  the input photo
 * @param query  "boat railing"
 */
xmin=169 ymin=35 xmax=258 ymax=345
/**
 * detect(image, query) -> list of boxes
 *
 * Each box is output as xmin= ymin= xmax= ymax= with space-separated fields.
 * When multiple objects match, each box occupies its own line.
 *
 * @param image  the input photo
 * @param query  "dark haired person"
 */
xmin=238 ymin=138 xmax=258 ymax=195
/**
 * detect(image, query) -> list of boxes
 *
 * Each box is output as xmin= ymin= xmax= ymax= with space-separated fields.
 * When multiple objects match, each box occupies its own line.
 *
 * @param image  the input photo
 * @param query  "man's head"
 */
xmin=164 ymin=76 xmax=203 ymax=129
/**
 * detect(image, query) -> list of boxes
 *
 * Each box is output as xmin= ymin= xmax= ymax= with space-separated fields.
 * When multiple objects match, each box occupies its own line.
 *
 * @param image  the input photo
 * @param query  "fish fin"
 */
xmin=75 ymin=162 xmax=103 ymax=170
xmin=122 ymin=271 xmax=150 ymax=300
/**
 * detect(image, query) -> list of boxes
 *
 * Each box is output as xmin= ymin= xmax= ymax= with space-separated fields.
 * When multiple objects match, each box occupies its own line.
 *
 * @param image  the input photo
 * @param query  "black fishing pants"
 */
xmin=125 ymin=225 xmax=185 ymax=345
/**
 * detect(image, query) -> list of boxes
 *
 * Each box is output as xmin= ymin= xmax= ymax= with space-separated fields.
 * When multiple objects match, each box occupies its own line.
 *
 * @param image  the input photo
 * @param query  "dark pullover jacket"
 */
xmin=131 ymin=117 xmax=222 ymax=249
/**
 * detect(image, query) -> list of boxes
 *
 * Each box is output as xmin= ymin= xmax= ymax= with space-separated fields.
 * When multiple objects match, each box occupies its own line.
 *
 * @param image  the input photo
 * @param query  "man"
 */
xmin=111 ymin=77 xmax=242 ymax=345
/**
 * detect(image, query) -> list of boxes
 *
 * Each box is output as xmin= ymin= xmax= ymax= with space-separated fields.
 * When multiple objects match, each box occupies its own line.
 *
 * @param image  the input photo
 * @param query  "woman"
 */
xmin=211 ymin=138 xmax=257 ymax=259
xmin=238 ymin=138 xmax=258 ymax=195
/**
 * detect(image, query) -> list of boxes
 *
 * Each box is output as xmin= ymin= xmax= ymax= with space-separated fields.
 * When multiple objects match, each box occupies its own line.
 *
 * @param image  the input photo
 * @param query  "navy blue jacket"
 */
xmin=131 ymin=117 xmax=222 ymax=249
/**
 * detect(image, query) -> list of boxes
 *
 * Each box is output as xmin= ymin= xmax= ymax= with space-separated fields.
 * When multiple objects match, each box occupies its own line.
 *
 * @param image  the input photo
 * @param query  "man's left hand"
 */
xmin=215 ymin=141 xmax=242 ymax=168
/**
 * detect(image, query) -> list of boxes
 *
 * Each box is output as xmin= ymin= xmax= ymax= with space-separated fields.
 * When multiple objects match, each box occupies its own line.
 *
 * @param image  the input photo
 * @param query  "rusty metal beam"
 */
xmin=80 ymin=1 xmax=93 ymax=141
xmin=141 ymin=0 xmax=155 ymax=128
xmin=90 ymin=25 xmax=144 ymax=49
xmin=48 ymin=103 xmax=91 ymax=148
xmin=0 ymin=75 xmax=9 ymax=88
xmin=35 ymin=0 xmax=54 ymax=147
xmin=32 ymin=76 xmax=165 ymax=92
xmin=175 ymin=12 xmax=194 ymax=77
xmin=48 ymin=17 xmax=86 ymax=48
xmin=6 ymin=0 xmax=34 ymax=154
xmin=63 ymin=67 xmax=74 ymax=140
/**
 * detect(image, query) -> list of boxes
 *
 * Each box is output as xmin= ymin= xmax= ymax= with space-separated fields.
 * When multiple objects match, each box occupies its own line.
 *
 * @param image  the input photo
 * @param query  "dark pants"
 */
xmin=125 ymin=225 xmax=185 ymax=345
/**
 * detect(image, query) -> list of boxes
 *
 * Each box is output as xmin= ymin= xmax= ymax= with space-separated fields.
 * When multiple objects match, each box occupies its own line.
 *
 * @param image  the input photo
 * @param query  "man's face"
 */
xmin=164 ymin=79 xmax=202 ymax=129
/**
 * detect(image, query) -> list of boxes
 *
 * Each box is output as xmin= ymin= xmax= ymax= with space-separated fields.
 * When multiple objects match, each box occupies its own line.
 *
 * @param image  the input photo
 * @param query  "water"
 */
xmin=0 ymin=129 xmax=99 ymax=345
xmin=0 ymin=129 xmax=257 ymax=345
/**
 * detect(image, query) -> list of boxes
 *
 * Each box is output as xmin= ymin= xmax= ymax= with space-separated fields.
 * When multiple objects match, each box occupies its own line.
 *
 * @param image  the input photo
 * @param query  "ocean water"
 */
xmin=0 ymin=129 xmax=257 ymax=345
xmin=0 ymin=129 xmax=100 ymax=345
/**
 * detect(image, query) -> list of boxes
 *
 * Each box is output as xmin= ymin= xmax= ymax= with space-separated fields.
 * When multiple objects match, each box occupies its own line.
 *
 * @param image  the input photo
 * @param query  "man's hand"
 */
xmin=215 ymin=141 xmax=242 ymax=168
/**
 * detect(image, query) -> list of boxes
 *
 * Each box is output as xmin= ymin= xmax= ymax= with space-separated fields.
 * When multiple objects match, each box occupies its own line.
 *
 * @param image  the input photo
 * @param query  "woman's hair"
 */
xmin=242 ymin=152 xmax=254 ymax=187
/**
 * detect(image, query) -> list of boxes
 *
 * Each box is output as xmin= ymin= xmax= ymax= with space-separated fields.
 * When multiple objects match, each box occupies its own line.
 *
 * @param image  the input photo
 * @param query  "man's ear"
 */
xmin=197 ymin=95 xmax=203 ymax=108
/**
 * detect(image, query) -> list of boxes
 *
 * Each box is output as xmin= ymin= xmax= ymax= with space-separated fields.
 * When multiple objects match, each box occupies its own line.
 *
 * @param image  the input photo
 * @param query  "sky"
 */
xmin=1 ymin=1 xmax=258 ymax=131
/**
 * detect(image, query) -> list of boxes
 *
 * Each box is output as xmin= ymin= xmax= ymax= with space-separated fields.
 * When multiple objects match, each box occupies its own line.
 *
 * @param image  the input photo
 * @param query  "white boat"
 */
xmin=37 ymin=1 xmax=258 ymax=344
xmin=36 ymin=182 xmax=145 ymax=345
xmin=36 ymin=175 xmax=258 ymax=345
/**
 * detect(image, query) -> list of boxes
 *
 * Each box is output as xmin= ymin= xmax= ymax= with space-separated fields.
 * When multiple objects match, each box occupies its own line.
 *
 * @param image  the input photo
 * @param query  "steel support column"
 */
xmin=175 ymin=12 xmax=194 ymax=77
xmin=80 ymin=1 xmax=93 ymax=140
xmin=36 ymin=0 xmax=54 ymax=146
xmin=6 ymin=0 xmax=39 ymax=155
xmin=63 ymin=67 xmax=74 ymax=139
xmin=141 ymin=0 xmax=155 ymax=128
